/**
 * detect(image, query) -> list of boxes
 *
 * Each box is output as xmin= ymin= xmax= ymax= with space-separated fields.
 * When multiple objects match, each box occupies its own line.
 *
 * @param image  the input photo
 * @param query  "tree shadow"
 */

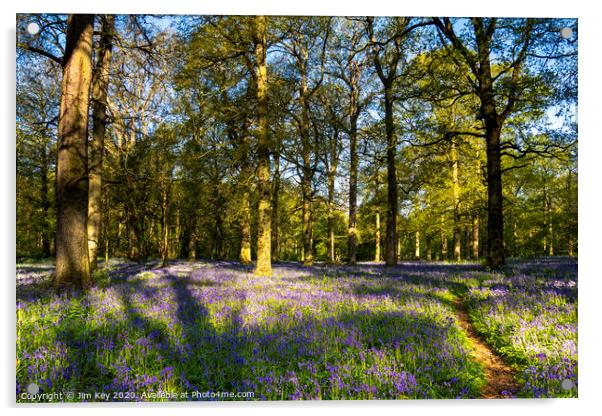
xmin=25 ymin=258 xmax=583 ymax=400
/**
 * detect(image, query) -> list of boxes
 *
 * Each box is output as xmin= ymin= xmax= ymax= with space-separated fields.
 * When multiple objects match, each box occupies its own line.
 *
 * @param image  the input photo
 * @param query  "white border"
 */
xmin=3 ymin=1 xmax=601 ymax=416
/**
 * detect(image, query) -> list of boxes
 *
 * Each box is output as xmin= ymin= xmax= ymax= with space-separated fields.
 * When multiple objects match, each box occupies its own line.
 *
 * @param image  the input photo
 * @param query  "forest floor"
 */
xmin=16 ymin=257 xmax=577 ymax=401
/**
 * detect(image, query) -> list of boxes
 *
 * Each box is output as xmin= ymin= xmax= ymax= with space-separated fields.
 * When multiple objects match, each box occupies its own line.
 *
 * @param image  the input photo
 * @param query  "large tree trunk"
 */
xmin=484 ymin=123 xmax=505 ymax=267
xmin=384 ymin=85 xmax=398 ymax=266
xmin=87 ymin=15 xmax=114 ymax=272
xmin=253 ymin=15 xmax=272 ymax=276
xmin=54 ymin=14 xmax=95 ymax=289
xmin=347 ymin=114 xmax=359 ymax=265
xmin=299 ymin=74 xmax=314 ymax=266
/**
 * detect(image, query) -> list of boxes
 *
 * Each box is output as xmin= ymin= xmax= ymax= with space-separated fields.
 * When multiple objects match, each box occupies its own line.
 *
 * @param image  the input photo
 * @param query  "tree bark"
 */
xmin=253 ymin=15 xmax=272 ymax=276
xmin=299 ymin=72 xmax=314 ymax=266
xmin=484 ymin=123 xmax=505 ymax=267
xmin=271 ymin=144 xmax=281 ymax=261
xmin=374 ymin=211 xmax=381 ymax=262
xmin=160 ymin=186 xmax=170 ymax=267
xmin=327 ymin=129 xmax=339 ymax=263
xmin=54 ymin=14 xmax=95 ymax=289
xmin=40 ymin=145 xmax=51 ymax=257
xmin=472 ymin=215 xmax=479 ymax=259
xmin=451 ymin=137 xmax=462 ymax=262
xmin=440 ymin=219 xmax=448 ymax=260
xmin=87 ymin=15 xmax=114 ymax=272
xmin=384 ymin=85 xmax=398 ymax=266
xmin=188 ymin=211 xmax=198 ymax=261
xmin=414 ymin=230 xmax=420 ymax=260
xmin=347 ymin=100 xmax=359 ymax=265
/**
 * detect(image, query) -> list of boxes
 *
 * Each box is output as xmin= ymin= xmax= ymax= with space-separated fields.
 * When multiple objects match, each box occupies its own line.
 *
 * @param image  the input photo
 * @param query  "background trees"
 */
xmin=16 ymin=15 xmax=577 ymax=279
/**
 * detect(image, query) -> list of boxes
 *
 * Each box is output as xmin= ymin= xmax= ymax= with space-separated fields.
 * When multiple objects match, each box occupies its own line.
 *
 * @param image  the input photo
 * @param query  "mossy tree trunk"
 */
xmin=253 ymin=15 xmax=272 ymax=276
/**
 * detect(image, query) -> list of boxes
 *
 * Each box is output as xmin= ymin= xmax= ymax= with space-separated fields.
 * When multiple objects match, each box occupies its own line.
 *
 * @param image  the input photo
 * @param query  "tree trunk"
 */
xmin=414 ymin=230 xmax=420 ymax=260
xmin=327 ymin=129 xmax=339 ymax=263
xmin=188 ymin=211 xmax=198 ymax=261
xmin=484 ymin=119 xmax=505 ymax=267
xmin=87 ymin=14 xmax=114 ymax=272
xmin=347 ymin=115 xmax=359 ymax=265
xmin=440 ymin=219 xmax=448 ymax=260
xmin=426 ymin=232 xmax=432 ymax=261
xmin=384 ymin=85 xmax=398 ymax=266
xmin=40 ymin=145 xmax=51 ymax=257
xmin=239 ymin=187 xmax=252 ymax=263
xmin=253 ymin=15 xmax=272 ymax=276
xmin=299 ymin=74 xmax=313 ymax=266
xmin=126 ymin=198 xmax=140 ymax=262
xmin=239 ymin=116 xmax=253 ymax=264
xmin=451 ymin=137 xmax=461 ymax=262
xmin=374 ymin=211 xmax=381 ymax=262
xmin=54 ymin=14 xmax=95 ymax=289
xmin=547 ymin=196 xmax=554 ymax=256
xmin=472 ymin=215 xmax=479 ymax=259
xmin=160 ymin=187 xmax=170 ymax=267
xmin=271 ymin=145 xmax=281 ymax=261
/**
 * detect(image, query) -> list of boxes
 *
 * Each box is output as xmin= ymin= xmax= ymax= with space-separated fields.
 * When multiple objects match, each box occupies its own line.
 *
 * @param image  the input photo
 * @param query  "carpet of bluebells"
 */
xmin=16 ymin=257 xmax=577 ymax=401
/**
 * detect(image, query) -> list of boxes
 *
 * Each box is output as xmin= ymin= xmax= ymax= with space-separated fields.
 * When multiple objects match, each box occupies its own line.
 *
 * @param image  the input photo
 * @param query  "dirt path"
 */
xmin=452 ymin=298 xmax=519 ymax=399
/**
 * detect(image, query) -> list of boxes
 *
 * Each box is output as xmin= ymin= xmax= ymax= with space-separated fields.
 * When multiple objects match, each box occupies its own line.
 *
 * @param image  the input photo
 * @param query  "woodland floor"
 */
xmin=16 ymin=257 xmax=577 ymax=401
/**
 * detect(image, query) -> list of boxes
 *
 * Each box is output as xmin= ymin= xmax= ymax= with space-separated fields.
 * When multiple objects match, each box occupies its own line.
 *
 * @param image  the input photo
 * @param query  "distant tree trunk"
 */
xmin=414 ymin=230 xmax=420 ymax=260
xmin=426 ymin=232 xmax=432 ymax=261
xmin=87 ymin=14 xmax=114 ymax=272
xmin=347 ymin=108 xmax=359 ymax=265
xmin=451 ymin=137 xmax=461 ymax=262
xmin=54 ymin=14 xmax=95 ymax=289
xmin=239 ymin=186 xmax=252 ymax=263
xmin=103 ymin=187 xmax=110 ymax=269
xmin=472 ymin=215 xmax=479 ymax=259
xmin=238 ymin=112 xmax=253 ymax=264
xmin=271 ymin=145 xmax=281 ymax=261
xmin=384 ymin=85 xmax=398 ymax=266
xmin=566 ymin=170 xmax=574 ymax=256
xmin=546 ymin=196 xmax=554 ymax=256
xmin=160 ymin=186 xmax=170 ymax=267
xmin=188 ymin=211 xmax=198 ymax=261
xmin=253 ymin=15 xmax=272 ymax=276
xmin=40 ymin=145 xmax=51 ymax=257
xmin=127 ymin=222 xmax=140 ymax=262
xmin=374 ymin=211 xmax=381 ymax=262
xmin=327 ymin=129 xmax=339 ymax=263
xmin=440 ymin=221 xmax=448 ymax=260
xmin=464 ymin=225 xmax=471 ymax=260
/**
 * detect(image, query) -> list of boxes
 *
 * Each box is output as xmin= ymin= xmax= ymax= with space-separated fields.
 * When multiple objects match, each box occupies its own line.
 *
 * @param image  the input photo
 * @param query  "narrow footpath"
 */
xmin=452 ymin=297 xmax=519 ymax=398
